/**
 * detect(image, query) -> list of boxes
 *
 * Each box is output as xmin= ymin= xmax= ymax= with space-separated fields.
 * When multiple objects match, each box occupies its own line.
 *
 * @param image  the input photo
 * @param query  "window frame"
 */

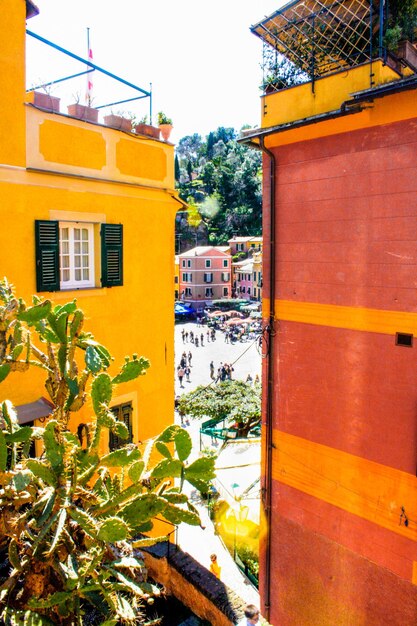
xmin=59 ymin=221 xmax=95 ymax=290
xmin=109 ymin=402 xmax=133 ymax=451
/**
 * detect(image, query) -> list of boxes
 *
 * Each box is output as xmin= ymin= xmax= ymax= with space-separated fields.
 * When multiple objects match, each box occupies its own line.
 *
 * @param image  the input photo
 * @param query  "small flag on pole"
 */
xmin=86 ymin=28 xmax=93 ymax=105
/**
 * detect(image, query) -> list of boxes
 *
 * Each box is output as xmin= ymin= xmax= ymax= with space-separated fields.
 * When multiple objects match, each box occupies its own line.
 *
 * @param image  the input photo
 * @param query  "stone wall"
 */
xmin=143 ymin=542 xmax=246 ymax=625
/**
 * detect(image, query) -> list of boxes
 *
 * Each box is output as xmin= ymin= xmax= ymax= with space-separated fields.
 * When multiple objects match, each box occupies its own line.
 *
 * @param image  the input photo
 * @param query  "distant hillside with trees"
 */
xmin=175 ymin=127 xmax=262 ymax=252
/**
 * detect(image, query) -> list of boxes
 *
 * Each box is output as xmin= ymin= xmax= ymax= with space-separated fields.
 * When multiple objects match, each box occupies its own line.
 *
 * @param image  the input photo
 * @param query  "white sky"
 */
xmin=27 ymin=0 xmax=280 ymax=143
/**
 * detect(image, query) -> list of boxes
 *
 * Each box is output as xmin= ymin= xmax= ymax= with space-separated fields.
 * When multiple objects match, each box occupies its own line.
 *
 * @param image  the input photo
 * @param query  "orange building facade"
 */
xmin=243 ymin=2 xmax=417 ymax=624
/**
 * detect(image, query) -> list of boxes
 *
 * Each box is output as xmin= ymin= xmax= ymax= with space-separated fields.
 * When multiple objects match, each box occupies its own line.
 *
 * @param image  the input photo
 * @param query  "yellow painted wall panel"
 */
xmin=274 ymin=299 xmax=417 ymax=336
xmin=0 ymin=0 xmax=27 ymax=166
xmin=271 ymin=430 xmax=417 ymax=542
xmin=39 ymin=120 xmax=107 ymax=169
xmin=116 ymin=139 xmax=167 ymax=181
xmin=262 ymin=61 xmax=399 ymax=130
xmin=263 ymin=88 xmax=417 ymax=149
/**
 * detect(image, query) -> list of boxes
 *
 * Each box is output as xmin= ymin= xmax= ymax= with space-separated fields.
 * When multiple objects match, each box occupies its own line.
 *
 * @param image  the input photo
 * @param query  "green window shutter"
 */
xmin=101 ymin=223 xmax=123 ymax=287
xmin=35 ymin=220 xmax=60 ymax=292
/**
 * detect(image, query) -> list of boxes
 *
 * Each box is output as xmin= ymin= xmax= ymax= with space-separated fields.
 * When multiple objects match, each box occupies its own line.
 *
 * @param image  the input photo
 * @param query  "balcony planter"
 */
xmin=134 ymin=123 xmax=160 ymax=139
xmin=67 ymin=103 xmax=99 ymax=123
xmin=159 ymin=123 xmax=173 ymax=142
xmin=32 ymin=91 xmax=61 ymax=113
xmin=157 ymin=112 xmax=173 ymax=142
xmin=396 ymin=40 xmax=417 ymax=72
xmin=103 ymin=114 xmax=132 ymax=132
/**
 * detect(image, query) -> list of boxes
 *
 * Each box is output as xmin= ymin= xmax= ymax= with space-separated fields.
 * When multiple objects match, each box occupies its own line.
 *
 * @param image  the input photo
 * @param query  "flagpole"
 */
xmin=86 ymin=27 xmax=92 ymax=105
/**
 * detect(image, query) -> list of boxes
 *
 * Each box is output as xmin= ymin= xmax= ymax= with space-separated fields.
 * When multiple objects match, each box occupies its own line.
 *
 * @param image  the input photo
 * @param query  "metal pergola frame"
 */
xmin=26 ymin=30 xmax=152 ymax=119
xmin=251 ymin=0 xmax=386 ymax=93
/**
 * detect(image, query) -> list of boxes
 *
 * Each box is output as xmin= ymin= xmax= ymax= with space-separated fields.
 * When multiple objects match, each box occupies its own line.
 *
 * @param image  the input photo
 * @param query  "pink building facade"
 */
xmin=178 ymin=246 xmax=231 ymax=311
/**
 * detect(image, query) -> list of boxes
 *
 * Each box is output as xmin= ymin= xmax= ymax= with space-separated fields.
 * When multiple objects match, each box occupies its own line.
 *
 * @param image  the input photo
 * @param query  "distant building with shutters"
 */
xmin=0 ymin=0 xmax=183 ymax=452
xmin=178 ymin=246 xmax=232 ymax=311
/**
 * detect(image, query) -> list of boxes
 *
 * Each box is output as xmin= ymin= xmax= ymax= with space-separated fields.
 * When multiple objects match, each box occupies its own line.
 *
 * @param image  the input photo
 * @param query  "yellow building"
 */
xmin=0 ymin=0 xmax=182 ymax=449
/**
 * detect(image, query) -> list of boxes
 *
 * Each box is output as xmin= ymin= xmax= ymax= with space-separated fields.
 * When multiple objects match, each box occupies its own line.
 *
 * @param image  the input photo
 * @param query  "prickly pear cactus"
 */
xmin=0 ymin=280 xmax=216 ymax=625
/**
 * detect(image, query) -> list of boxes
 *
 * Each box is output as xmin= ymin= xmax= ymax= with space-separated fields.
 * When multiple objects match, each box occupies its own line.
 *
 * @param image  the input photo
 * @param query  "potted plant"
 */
xmin=157 ymin=111 xmax=173 ymax=141
xmin=67 ymin=92 xmax=99 ymax=123
xmin=29 ymin=81 xmax=60 ymax=113
xmin=103 ymin=110 xmax=132 ymax=132
xmin=133 ymin=114 xmax=160 ymax=139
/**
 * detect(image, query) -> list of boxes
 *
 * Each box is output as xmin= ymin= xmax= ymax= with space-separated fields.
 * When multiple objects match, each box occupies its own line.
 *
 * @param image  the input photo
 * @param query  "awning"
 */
xmin=16 ymin=397 xmax=54 ymax=425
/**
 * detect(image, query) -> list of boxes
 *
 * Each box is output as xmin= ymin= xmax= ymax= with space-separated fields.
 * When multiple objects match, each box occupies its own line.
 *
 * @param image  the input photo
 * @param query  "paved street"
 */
xmin=174 ymin=321 xmax=262 ymax=397
xmin=174 ymin=320 xmax=262 ymax=609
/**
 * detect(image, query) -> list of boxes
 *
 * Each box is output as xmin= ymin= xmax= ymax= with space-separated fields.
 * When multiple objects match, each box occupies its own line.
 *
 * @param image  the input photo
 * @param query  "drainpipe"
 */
xmin=259 ymin=136 xmax=276 ymax=622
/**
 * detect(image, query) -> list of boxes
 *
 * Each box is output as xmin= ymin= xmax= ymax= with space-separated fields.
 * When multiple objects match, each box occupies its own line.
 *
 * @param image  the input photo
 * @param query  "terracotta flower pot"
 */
xmin=32 ymin=91 xmax=61 ymax=113
xmin=134 ymin=123 xmax=160 ymax=139
xmin=67 ymin=103 xmax=99 ymax=123
xmin=159 ymin=123 xmax=173 ymax=141
xmin=103 ymin=114 xmax=132 ymax=132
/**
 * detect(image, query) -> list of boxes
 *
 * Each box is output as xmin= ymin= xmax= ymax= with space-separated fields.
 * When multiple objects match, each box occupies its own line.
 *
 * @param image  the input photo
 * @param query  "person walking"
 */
xmin=188 ymin=351 xmax=192 ymax=367
xmin=181 ymin=329 xmax=185 ymax=343
xmin=177 ymin=365 xmax=185 ymax=388
xmin=200 ymin=333 xmax=204 ymax=346
xmin=210 ymin=361 xmax=215 ymax=380
xmin=206 ymin=330 xmax=210 ymax=343
xmin=185 ymin=365 xmax=191 ymax=383
xmin=209 ymin=554 xmax=221 ymax=580
xmin=237 ymin=604 xmax=260 ymax=625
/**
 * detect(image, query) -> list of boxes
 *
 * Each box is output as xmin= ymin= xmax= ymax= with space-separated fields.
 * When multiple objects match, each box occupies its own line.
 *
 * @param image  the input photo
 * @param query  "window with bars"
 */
xmin=35 ymin=220 xmax=123 ymax=291
xmin=109 ymin=402 xmax=133 ymax=451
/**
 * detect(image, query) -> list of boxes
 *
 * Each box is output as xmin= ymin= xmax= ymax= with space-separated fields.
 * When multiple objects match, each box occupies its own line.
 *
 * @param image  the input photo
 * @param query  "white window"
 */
xmin=205 ymin=259 xmax=211 ymax=268
xmin=59 ymin=222 xmax=95 ymax=289
xmin=237 ymin=243 xmax=244 ymax=252
xmin=221 ymin=272 xmax=230 ymax=282
xmin=205 ymin=287 xmax=213 ymax=297
xmin=204 ymin=273 xmax=213 ymax=283
xmin=182 ymin=272 xmax=193 ymax=283
xmin=223 ymin=259 xmax=228 ymax=267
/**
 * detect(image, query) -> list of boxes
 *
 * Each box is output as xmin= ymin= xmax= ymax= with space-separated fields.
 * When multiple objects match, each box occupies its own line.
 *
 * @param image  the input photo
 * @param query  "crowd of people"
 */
xmin=176 ymin=311 xmax=261 ymax=393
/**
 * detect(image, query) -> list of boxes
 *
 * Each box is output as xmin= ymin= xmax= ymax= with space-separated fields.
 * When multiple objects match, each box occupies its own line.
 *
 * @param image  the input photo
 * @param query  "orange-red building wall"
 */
xmin=261 ymin=115 xmax=417 ymax=624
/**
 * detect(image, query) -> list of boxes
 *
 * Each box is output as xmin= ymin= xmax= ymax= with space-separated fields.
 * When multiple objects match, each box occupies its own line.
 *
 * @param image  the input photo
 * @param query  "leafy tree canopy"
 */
xmin=178 ymin=380 xmax=261 ymax=436
xmin=175 ymin=126 xmax=262 ymax=251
